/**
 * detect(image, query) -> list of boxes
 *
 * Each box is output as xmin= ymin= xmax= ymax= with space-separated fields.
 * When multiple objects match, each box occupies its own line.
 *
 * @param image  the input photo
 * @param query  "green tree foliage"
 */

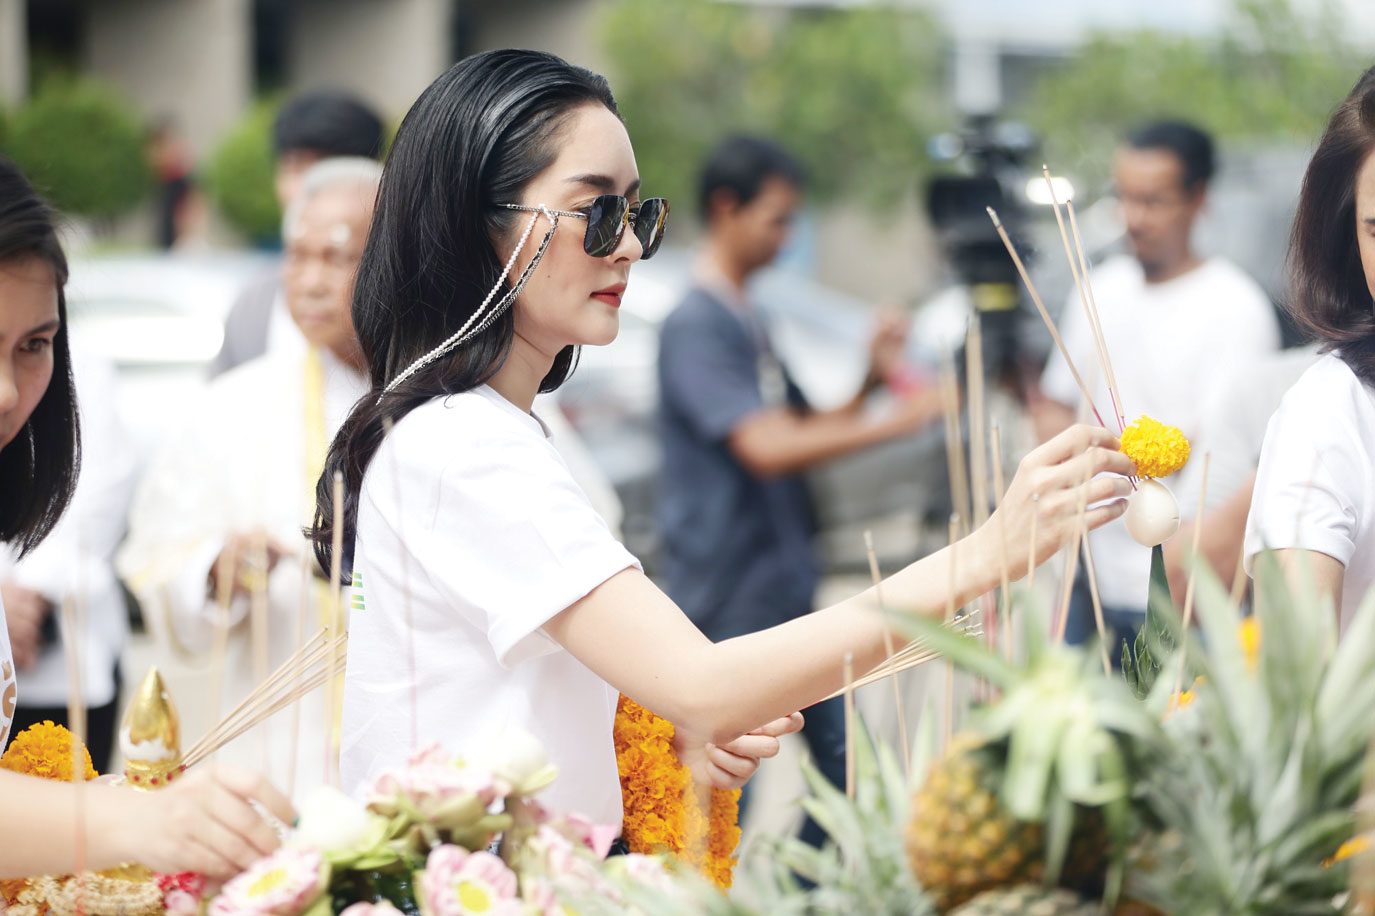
xmin=3 ymin=79 xmax=150 ymax=220
xmin=599 ymin=0 xmax=946 ymax=219
xmin=205 ymin=99 xmax=283 ymax=245
xmin=1022 ymin=0 xmax=1360 ymax=187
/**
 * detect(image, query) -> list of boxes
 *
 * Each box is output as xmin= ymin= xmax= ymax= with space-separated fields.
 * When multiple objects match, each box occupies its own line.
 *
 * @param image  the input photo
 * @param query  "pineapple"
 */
xmin=1122 ymin=555 xmax=1375 ymax=912
xmin=900 ymin=603 xmax=1163 ymax=912
xmin=951 ymin=884 xmax=1098 ymax=915
xmin=908 ymin=737 xmax=1108 ymax=910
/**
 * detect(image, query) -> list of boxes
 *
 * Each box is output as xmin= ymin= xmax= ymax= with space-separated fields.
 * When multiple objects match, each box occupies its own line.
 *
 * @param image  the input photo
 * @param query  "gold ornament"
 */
xmin=120 ymin=667 xmax=183 ymax=788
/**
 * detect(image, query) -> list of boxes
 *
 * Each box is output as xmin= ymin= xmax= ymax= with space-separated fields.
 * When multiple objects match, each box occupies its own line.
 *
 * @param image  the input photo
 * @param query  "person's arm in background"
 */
xmin=1164 ymin=472 xmax=1257 ymax=605
xmin=666 ymin=308 xmax=944 ymax=480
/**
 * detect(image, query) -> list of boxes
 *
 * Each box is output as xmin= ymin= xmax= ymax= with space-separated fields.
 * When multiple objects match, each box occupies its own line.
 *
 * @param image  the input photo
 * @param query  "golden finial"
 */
xmin=120 ymin=667 xmax=183 ymax=788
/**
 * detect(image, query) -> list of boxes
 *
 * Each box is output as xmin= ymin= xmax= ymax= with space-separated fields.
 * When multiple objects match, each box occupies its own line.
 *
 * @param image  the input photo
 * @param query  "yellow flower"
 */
xmin=1121 ymin=416 xmax=1191 ymax=478
xmin=1239 ymin=617 xmax=1261 ymax=671
xmin=0 ymin=720 xmax=98 ymax=781
xmin=1325 ymin=833 xmax=1371 ymax=867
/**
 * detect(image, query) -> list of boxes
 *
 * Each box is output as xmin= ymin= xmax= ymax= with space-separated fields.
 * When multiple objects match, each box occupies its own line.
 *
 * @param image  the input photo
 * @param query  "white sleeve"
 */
xmin=1245 ymin=383 xmax=1366 ymax=571
xmin=116 ymin=410 xmax=242 ymax=654
xmin=406 ymin=426 xmax=639 ymax=668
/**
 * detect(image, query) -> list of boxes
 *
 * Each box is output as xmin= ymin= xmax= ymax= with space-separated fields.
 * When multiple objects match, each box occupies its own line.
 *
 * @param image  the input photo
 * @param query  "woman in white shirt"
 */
xmin=1247 ymin=65 xmax=1375 ymax=625
xmin=0 ymin=156 xmax=293 ymax=879
xmin=313 ymin=50 xmax=1134 ymax=824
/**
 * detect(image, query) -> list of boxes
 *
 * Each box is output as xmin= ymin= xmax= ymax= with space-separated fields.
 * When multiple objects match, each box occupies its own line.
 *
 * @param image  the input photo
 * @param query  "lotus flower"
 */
xmin=367 ymin=744 xmax=508 ymax=847
xmin=418 ymin=846 xmax=522 ymax=916
xmin=477 ymin=729 xmax=557 ymax=797
xmin=208 ymin=847 xmax=328 ymax=916
xmin=339 ymin=903 xmax=404 ymax=916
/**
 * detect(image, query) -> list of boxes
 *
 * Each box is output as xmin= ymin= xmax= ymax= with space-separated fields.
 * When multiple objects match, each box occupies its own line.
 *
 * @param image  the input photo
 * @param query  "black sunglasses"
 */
xmin=500 ymin=195 xmax=670 ymax=260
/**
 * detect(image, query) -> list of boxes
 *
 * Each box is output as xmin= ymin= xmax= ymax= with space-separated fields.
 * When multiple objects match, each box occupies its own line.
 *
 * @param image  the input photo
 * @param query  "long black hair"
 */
xmin=0 ymin=156 xmax=80 ymax=557
xmin=309 ymin=49 xmax=618 ymax=577
xmin=1288 ymin=65 xmax=1375 ymax=386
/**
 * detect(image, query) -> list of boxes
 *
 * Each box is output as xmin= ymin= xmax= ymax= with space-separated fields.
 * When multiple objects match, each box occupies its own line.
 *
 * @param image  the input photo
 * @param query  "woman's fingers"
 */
xmin=1025 ymin=424 xmax=1119 ymax=469
xmin=748 ymin=712 xmax=804 ymax=739
xmin=190 ymin=817 xmax=261 ymax=874
xmin=216 ymin=765 xmax=296 ymax=826
xmin=718 ymin=733 xmax=781 ymax=760
xmin=1084 ymin=499 xmax=1130 ymax=532
xmin=210 ymin=782 xmax=280 ymax=858
xmin=705 ymin=744 xmax=758 ymax=781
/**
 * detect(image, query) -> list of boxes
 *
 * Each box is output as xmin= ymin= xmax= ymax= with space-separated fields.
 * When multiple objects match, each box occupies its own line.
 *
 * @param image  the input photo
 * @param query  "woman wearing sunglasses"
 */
xmin=0 ymin=156 xmax=295 ymax=879
xmin=314 ymin=50 xmax=1134 ymax=826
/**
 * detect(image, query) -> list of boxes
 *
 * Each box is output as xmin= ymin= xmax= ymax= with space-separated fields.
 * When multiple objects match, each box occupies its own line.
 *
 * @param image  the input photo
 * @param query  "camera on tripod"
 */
xmin=924 ymin=115 xmax=1043 ymax=394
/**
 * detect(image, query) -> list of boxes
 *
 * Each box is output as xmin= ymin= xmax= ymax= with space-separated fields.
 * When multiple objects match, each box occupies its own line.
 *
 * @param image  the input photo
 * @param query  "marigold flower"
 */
xmin=1121 ymin=415 xmax=1191 ymax=478
xmin=1325 ymin=833 xmax=1371 ymax=868
xmin=0 ymin=720 xmax=97 ymax=781
xmin=1239 ymin=617 xmax=1261 ymax=671
xmin=613 ymin=696 xmax=740 ymax=888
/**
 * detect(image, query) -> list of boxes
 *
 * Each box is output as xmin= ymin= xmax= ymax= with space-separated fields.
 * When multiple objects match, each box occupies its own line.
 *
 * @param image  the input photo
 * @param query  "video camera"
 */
xmin=924 ymin=116 xmax=1041 ymax=394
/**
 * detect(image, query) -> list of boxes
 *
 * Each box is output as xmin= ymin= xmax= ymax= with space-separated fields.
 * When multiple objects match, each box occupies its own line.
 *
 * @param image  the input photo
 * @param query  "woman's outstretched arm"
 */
xmin=546 ymin=424 xmax=1134 ymax=745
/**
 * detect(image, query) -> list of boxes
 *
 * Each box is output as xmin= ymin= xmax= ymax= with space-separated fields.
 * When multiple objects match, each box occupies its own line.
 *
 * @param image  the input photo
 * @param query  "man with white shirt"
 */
xmin=120 ymin=159 xmax=380 ymax=794
xmin=1034 ymin=120 xmax=1280 ymax=654
xmin=208 ymin=92 xmax=384 ymax=377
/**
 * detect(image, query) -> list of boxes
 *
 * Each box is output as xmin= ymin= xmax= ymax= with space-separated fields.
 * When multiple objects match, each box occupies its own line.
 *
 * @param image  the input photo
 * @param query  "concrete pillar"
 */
xmin=291 ymin=0 xmax=451 ymax=123
xmin=0 ymin=0 xmax=26 ymax=106
xmin=85 ymin=0 xmax=252 ymax=159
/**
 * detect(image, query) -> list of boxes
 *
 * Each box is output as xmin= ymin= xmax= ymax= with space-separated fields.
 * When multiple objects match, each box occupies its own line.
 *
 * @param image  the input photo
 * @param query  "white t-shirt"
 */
xmin=1245 ymin=353 xmax=1375 ymax=628
xmin=1041 ymin=256 xmax=1279 ymax=609
xmin=0 ymin=594 xmax=14 ymax=749
xmin=340 ymin=386 xmax=640 ymax=827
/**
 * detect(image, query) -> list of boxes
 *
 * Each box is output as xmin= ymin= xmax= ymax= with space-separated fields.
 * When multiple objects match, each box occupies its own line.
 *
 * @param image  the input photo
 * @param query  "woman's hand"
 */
xmin=983 ymin=424 xmax=1135 ymax=576
xmin=102 ymin=765 xmax=295 ymax=880
xmin=675 ymin=712 xmax=804 ymax=790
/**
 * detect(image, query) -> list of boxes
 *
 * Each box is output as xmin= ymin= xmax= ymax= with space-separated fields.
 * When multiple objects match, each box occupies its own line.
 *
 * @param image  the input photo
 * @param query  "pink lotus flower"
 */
xmin=208 ymin=848 xmax=328 ymax=916
xmin=555 ymin=813 xmax=620 ymax=860
xmin=367 ymin=743 xmax=502 ymax=826
xmin=518 ymin=826 xmax=613 ymax=902
xmin=419 ymin=845 xmax=522 ymax=916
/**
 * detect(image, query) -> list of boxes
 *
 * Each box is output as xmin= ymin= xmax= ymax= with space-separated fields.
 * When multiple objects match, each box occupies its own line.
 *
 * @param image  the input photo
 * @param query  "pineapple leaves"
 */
xmin=893 ymin=612 xmax=1016 ymax=687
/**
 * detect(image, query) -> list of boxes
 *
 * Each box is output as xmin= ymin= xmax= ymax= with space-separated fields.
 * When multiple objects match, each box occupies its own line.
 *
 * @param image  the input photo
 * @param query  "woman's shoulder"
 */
xmin=1277 ymin=352 xmax=1375 ymax=421
xmin=1261 ymin=352 xmax=1375 ymax=471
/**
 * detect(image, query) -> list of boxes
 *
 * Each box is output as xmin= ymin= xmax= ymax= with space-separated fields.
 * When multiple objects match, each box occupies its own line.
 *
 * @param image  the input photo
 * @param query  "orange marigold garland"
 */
xmin=0 ymin=720 xmax=98 ymax=781
xmin=613 ymin=695 xmax=741 ymax=888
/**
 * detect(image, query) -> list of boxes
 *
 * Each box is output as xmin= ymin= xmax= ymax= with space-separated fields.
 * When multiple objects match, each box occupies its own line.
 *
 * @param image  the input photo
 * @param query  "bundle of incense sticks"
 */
xmin=183 ymin=627 xmax=347 ymax=769
xmin=823 ymin=609 xmax=983 ymax=700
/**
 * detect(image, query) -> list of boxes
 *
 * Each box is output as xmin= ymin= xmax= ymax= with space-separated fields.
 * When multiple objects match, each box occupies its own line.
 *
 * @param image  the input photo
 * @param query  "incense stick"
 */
xmin=1081 ymin=528 xmax=1111 ymax=674
xmin=60 ymin=594 xmax=87 ymax=886
xmin=1065 ymin=196 xmax=1126 ymax=430
xmin=989 ymin=425 xmax=1013 ymax=662
xmin=945 ymin=515 xmax=959 ymax=748
xmin=326 ymin=471 xmax=345 ymax=787
xmin=864 ymin=530 xmax=910 ymax=777
xmin=843 ymin=652 xmax=856 ymax=801
xmin=940 ymin=354 xmax=970 ymax=537
xmin=966 ymin=317 xmax=989 ymax=528
xmin=1043 ymin=167 xmax=1124 ymax=433
xmin=185 ymin=630 xmax=346 ymax=768
xmin=987 ymin=207 xmax=1108 ymax=429
xmin=208 ymin=543 xmax=238 ymax=768
xmin=249 ymin=532 xmax=271 ymax=771
xmin=1053 ymin=470 xmax=1092 ymax=643
xmin=1172 ymin=453 xmax=1212 ymax=701
xmin=287 ymin=551 xmax=311 ymax=801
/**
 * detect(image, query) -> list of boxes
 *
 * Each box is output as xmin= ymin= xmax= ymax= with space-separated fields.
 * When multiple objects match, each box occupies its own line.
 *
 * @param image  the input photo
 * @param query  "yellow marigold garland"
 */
xmin=0 ymin=720 xmax=97 ymax=782
xmin=613 ymin=696 xmax=741 ymax=888
xmin=1121 ymin=415 xmax=1190 ymax=479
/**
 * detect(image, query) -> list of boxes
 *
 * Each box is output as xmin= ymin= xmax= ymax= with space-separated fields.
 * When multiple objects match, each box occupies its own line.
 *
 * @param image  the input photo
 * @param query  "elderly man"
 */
xmin=120 ymin=158 xmax=379 ymax=795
